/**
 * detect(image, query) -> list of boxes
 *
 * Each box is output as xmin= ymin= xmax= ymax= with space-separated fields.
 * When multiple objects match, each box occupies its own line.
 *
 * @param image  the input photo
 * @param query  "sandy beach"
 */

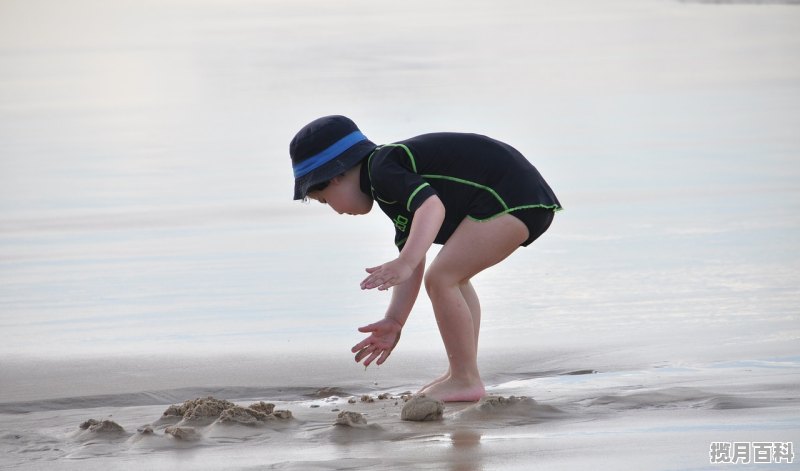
xmin=1 ymin=0 xmax=799 ymax=469
xmin=1 ymin=344 xmax=798 ymax=470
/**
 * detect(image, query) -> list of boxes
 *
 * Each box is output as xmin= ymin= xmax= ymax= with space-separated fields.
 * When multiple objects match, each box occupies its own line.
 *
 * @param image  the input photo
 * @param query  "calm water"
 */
xmin=1 ymin=0 xmax=799 ymax=364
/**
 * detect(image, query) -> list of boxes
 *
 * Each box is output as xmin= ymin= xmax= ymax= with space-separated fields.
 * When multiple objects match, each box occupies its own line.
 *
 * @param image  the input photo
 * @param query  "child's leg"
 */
xmin=418 ymin=280 xmax=481 ymax=393
xmin=421 ymin=214 xmax=528 ymax=402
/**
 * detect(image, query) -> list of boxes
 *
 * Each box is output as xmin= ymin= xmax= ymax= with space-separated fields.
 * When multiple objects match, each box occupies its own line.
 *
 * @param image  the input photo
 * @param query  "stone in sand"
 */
xmin=334 ymin=411 xmax=368 ymax=427
xmin=401 ymin=395 xmax=444 ymax=421
xmin=272 ymin=410 xmax=293 ymax=420
xmin=79 ymin=419 xmax=125 ymax=434
xmin=360 ymin=394 xmax=374 ymax=403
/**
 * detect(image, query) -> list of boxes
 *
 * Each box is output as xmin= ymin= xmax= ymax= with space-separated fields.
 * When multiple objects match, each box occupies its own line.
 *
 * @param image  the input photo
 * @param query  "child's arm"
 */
xmin=351 ymin=258 xmax=424 ymax=366
xmin=360 ymin=195 xmax=445 ymax=291
xmin=351 ymin=195 xmax=445 ymax=366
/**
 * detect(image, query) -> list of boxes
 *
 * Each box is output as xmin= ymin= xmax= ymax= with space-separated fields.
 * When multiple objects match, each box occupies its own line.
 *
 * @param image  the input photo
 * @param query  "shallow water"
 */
xmin=1 ymin=0 xmax=799 ymax=469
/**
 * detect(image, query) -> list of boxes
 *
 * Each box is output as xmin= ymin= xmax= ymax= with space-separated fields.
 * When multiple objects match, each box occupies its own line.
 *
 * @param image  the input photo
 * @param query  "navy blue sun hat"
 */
xmin=290 ymin=115 xmax=377 ymax=200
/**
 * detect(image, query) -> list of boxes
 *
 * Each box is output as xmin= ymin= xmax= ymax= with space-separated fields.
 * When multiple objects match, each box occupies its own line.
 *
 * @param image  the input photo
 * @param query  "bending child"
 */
xmin=290 ymin=115 xmax=562 ymax=402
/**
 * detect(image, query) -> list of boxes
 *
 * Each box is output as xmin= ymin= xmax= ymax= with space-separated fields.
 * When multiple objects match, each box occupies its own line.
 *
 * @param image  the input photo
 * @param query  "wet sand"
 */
xmin=1 ymin=350 xmax=798 ymax=470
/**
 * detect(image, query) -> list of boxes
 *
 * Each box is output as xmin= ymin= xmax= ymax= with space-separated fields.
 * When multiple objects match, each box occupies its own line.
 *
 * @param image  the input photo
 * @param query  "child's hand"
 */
xmin=360 ymin=258 xmax=413 ymax=291
xmin=351 ymin=318 xmax=403 ymax=367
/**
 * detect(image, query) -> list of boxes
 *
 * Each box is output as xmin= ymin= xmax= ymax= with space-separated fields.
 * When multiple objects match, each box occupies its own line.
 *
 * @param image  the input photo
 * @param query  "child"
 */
xmin=290 ymin=115 xmax=561 ymax=402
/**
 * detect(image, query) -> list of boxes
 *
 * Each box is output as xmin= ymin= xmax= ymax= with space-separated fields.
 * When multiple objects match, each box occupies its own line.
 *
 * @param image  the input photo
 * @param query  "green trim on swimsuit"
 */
xmin=467 ymin=204 xmax=563 ymax=222
xmin=421 ymin=174 xmax=510 ymax=211
xmin=406 ymin=182 xmax=431 ymax=212
xmin=381 ymin=144 xmax=418 ymax=172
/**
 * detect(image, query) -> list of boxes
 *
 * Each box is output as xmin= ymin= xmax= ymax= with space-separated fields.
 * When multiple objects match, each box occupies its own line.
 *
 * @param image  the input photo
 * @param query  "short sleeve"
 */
xmin=370 ymin=147 xmax=436 ymax=212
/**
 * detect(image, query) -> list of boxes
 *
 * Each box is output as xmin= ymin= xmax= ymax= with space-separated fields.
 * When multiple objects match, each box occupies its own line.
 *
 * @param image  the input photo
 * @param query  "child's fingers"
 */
xmin=365 ymin=265 xmax=381 ymax=273
xmin=361 ymin=276 xmax=386 ymax=290
xmin=351 ymin=337 xmax=371 ymax=352
xmin=375 ymin=349 xmax=391 ymax=365
xmin=357 ymin=323 xmax=378 ymax=333
xmin=362 ymin=349 xmax=382 ymax=367
xmin=354 ymin=347 xmax=370 ymax=363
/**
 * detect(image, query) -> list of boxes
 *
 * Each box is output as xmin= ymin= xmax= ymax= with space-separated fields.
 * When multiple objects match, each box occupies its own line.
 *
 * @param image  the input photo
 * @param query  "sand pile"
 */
xmin=164 ymin=425 xmax=199 ymax=440
xmin=78 ymin=419 xmax=126 ymax=435
xmin=334 ymin=411 xmax=368 ymax=427
xmin=156 ymin=396 xmax=293 ymax=427
xmin=454 ymin=395 xmax=563 ymax=423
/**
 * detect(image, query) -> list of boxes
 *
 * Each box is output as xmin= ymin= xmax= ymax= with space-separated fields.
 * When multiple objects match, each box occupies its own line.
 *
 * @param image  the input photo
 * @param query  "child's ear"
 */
xmin=330 ymin=174 xmax=345 ymax=185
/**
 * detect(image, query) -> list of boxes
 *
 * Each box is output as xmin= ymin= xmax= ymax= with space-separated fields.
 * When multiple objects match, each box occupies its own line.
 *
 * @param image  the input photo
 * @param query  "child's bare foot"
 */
xmin=420 ymin=376 xmax=486 ymax=402
xmin=418 ymin=371 xmax=450 ymax=394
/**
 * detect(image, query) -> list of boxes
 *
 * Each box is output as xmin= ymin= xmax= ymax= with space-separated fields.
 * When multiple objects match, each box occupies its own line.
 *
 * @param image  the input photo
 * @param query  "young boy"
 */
xmin=290 ymin=115 xmax=561 ymax=402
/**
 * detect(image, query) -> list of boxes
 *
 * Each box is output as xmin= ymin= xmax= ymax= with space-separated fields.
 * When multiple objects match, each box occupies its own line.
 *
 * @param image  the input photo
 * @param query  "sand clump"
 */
xmin=401 ymin=395 xmax=444 ymax=422
xmin=248 ymin=401 xmax=275 ymax=415
xmin=78 ymin=419 xmax=126 ymax=435
xmin=164 ymin=426 xmax=199 ymax=440
xmin=454 ymin=395 xmax=563 ymax=423
xmin=218 ymin=406 xmax=270 ymax=425
xmin=160 ymin=397 xmax=237 ymax=424
xmin=475 ymin=395 xmax=536 ymax=411
xmin=156 ymin=397 xmax=292 ymax=427
xmin=334 ymin=411 xmax=368 ymax=427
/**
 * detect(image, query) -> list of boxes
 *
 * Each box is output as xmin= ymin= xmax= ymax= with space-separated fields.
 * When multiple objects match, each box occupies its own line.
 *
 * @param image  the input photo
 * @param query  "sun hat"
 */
xmin=290 ymin=115 xmax=377 ymax=200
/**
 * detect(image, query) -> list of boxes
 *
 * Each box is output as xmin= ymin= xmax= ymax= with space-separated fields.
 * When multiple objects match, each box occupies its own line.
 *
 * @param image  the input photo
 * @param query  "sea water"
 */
xmin=1 ymin=1 xmax=799 ymax=469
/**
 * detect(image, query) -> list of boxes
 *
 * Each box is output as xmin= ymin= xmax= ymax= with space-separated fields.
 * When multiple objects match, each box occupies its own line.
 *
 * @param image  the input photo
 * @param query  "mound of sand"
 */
xmin=157 ymin=397 xmax=292 ymax=427
xmin=78 ymin=419 xmax=125 ymax=435
xmin=164 ymin=425 xmax=199 ymax=440
xmin=335 ymin=411 xmax=367 ymax=427
xmin=455 ymin=395 xmax=563 ymax=423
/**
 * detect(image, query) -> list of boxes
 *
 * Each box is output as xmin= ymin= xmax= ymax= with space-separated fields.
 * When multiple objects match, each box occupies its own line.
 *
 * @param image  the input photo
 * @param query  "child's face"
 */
xmin=307 ymin=171 xmax=373 ymax=216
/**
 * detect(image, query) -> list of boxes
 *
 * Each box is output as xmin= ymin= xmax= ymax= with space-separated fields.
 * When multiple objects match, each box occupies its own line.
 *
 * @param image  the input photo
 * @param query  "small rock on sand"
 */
xmin=401 ymin=395 xmax=444 ymax=421
xmin=334 ymin=411 xmax=367 ymax=427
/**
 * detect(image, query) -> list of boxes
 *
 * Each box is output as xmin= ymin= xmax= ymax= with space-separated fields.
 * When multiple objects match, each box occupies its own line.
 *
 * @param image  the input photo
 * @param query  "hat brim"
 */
xmin=293 ymin=139 xmax=377 ymax=200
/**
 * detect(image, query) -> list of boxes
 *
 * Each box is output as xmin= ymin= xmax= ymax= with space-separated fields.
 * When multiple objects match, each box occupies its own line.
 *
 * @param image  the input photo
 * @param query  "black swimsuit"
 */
xmin=359 ymin=132 xmax=562 ymax=249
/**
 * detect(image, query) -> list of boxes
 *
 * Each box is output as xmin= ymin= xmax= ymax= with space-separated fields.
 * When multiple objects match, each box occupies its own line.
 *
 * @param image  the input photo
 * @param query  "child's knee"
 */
xmin=423 ymin=268 xmax=441 ymax=295
xmin=423 ymin=267 xmax=458 ymax=295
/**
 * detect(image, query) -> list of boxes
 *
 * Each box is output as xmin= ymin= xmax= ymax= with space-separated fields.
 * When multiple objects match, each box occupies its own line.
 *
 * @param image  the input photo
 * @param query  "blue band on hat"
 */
xmin=293 ymin=131 xmax=367 ymax=178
